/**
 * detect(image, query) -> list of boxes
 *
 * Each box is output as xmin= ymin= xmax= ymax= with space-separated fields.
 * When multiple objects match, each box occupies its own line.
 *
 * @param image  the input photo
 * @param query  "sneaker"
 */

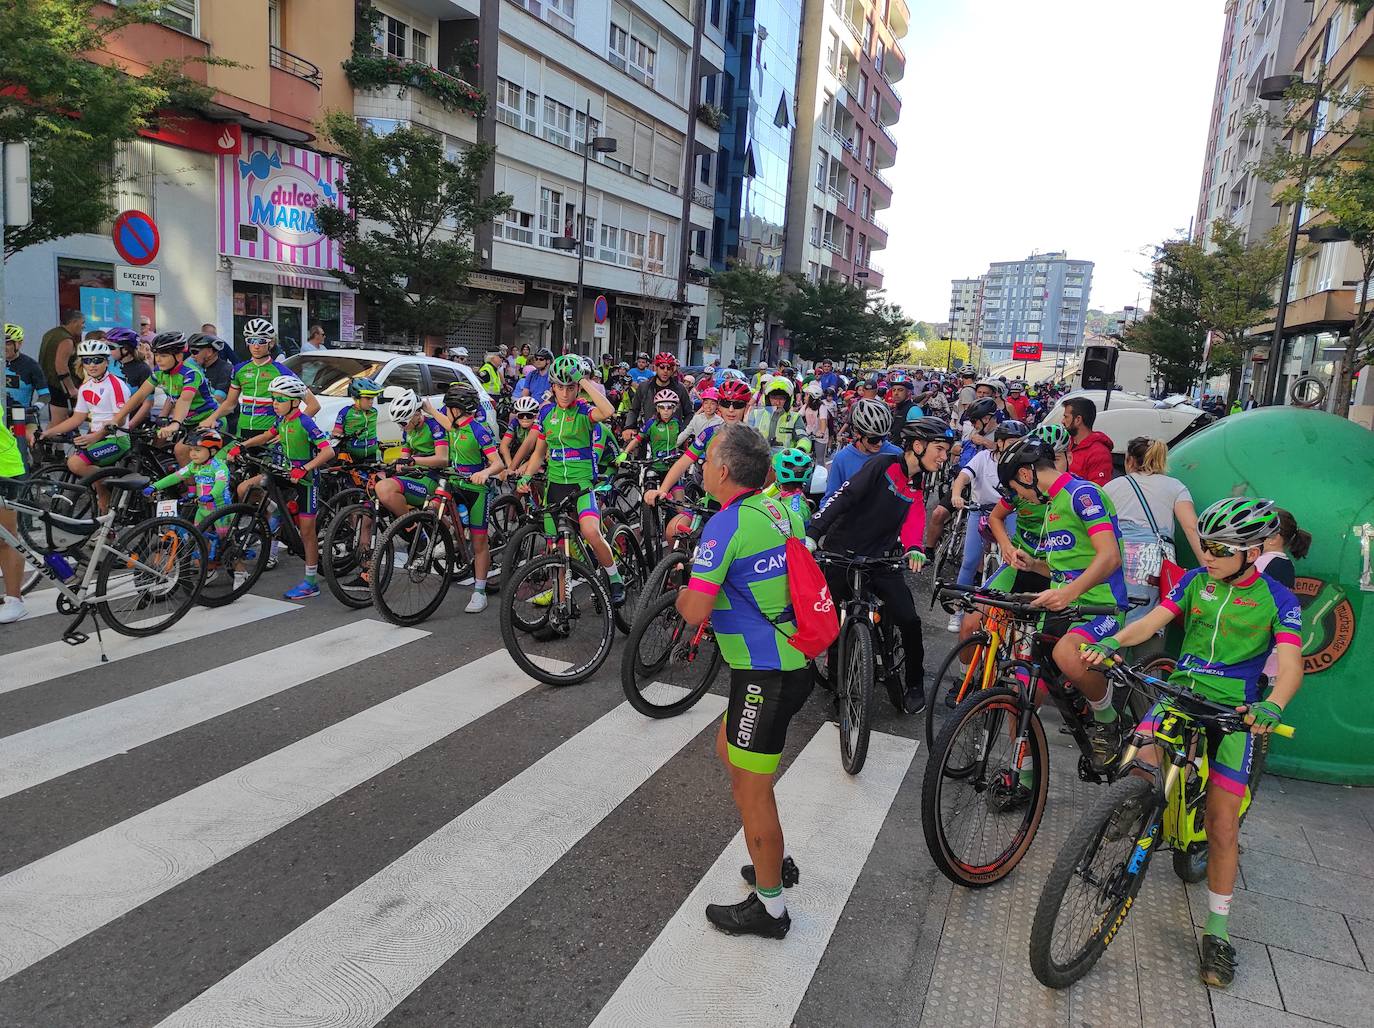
xmin=1199 ymin=934 xmax=1237 ymax=988
xmin=902 ymin=686 xmax=927 ymax=716
xmin=464 ymin=591 xmax=488 ymax=614
xmin=265 ymin=555 xmax=279 ymax=572
xmin=946 ymin=613 xmax=962 ymax=633
xmin=986 ymin=770 xmax=1032 ymax=813
xmin=0 ymin=597 xmax=28 ymax=625
xmin=740 ymin=855 xmax=800 ymax=889
xmin=704 ymin=893 xmax=790 ymax=939
xmin=1085 ymin=718 xmax=1123 ymax=772
xmin=284 ymin=580 xmax=320 ymax=600
xmin=609 ymin=580 xmax=626 ymax=607
xmin=233 ymin=572 xmax=250 ymax=591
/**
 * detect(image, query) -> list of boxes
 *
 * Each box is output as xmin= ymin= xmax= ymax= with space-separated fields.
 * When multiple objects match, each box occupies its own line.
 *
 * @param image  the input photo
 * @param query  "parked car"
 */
xmin=284 ymin=350 xmax=497 ymax=444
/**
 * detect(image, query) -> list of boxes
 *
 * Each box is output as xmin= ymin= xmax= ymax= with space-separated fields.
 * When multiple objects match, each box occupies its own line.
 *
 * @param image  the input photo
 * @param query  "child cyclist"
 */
xmin=41 ymin=339 xmax=139 ymax=511
xmin=144 ymin=427 xmax=237 ymax=584
xmin=619 ymin=387 xmax=687 ymax=494
xmin=228 ymin=376 xmax=335 ymax=599
xmin=1081 ymin=498 xmax=1303 ymax=989
xmin=331 ymin=377 xmax=382 ymax=462
xmin=763 ymin=447 xmax=814 ymax=522
xmin=515 ymin=353 xmax=625 ymax=606
xmin=500 ymin=395 xmax=540 ymax=478
xmin=434 ymin=380 xmax=503 ymax=613
xmin=373 ymin=388 xmax=450 ymax=518
xmin=105 ymin=332 xmax=219 ymax=467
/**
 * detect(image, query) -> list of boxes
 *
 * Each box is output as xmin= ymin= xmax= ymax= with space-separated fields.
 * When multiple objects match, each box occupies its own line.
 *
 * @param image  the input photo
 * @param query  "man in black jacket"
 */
xmin=623 ymin=351 xmax=691 ymax=439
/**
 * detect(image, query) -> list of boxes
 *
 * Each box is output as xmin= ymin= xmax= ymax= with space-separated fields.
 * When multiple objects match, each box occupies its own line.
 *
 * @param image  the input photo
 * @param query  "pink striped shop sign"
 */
xmin=218 ymin=132 xmax=349 ymax=272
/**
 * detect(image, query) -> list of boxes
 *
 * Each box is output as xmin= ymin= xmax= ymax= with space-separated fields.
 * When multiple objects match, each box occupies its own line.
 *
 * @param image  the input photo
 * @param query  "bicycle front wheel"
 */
xmin=371 ymin=510 xmax=456 ymax=627
xmin=500 ymin=553 xmax=615 ymax=686
xmin=836 ymin=616 xmax=875 ymax=775
xmin=1029 ymin=775 xmax=1157 ymax=988
xmin=921 ymin=686 xmax=1049 ymax=887
xmin=608 ymin=521 xmax=644 ymax=635
xmin=195 ymin=504 xmax=270 ymax=607
xmin=925 ymin=633 xmax=991 ymax=752
xmin=321 ymin=502 xmax=383 ymax=609
xmin=96 ymin=516 xmax=207 ymax=636
xmin=636 ymin=549 xmax=691 ymax=621
xmin=620 ymin=590 xmax=722 ymax=717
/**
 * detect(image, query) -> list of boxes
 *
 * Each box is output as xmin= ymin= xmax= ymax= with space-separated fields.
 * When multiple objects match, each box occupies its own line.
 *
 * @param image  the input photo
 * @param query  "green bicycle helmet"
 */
xmin=1196 ymin=497 xmax=1280 ymax=547
xmin=1032 ymin=422 xmax=1072 ymax=454
xmin=550 ymin=353 xmax=583 ymax=385
xmin=772 ymin=447 xmax=813 ymax=486
xmin=349 ymin=376 xmax=382 ymax=399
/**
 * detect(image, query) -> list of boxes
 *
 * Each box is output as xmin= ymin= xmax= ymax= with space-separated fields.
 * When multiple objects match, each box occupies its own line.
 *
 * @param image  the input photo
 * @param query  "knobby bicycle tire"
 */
xmin=925 ymin=632 xmax=990 ymax=752
xmin=619 ymin=590 xmax=722 ymax=717
xmin=608 ymin=522 xmax=644 ymax=635
xmin=96 ymin=515 xmax=207 ymax=636
xmin=370 ymin=510 xmax=457 ymax=627
xmin=837 ymin=616 xmax=876 ymax=775
xmin=636 ymin=549 xmax=691 ymax=622
xmin=320 ymin=502 xmax=384 ymax=609
xmin=195 ymin=504 xmax=270 ymax=608
xmin=499 ymin=553 xmax=616 ymax=686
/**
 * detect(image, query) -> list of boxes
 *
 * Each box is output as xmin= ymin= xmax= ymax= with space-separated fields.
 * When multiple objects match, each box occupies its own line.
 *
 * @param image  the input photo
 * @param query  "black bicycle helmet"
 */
xmin=994 ymin=419 xmax=1028 ymax=440
xmin=901 ymin=415 xmax=958 ymax=444
xmin=444 ymin=380 xmax=482 ymax=414
xmin=150 ymin=331 xmax=187 ymax=354
xmin=964 ymin=397 xmax=997 ymax=422
xmin=996 ymin=435 xmax=1054 ymax=489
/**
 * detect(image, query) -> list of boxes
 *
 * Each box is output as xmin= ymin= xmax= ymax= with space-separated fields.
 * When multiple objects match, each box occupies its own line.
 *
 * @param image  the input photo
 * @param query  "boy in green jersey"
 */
xmin=435 ymin=381 xmax=503 ymax=613
xmin=202 ymin=319 xmax=319 ymax=441
xmin=108 ymin=332 xmax=219 ymax=467
xmin=373 ymin=388 xmax=450 ymax=516
xmin=762 ymin=447 xmax=813 ymax=523
xmin=620 ymin=388 xmax=687 ymax=494
xmin=331 ymin=377 xmax=381 ymax=461
xmin=1082 ymin=498 xmax=1302 ymax=989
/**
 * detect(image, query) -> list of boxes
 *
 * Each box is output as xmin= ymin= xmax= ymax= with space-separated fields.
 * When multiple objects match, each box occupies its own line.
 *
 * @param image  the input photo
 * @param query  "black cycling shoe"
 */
xmin=609 ymin=580 xmax=626 ymax=607
xmin=1199 ymin=933 xmax=1237 ymax=988
xmin=1085 ymin=718 xmax=1123 ymax=773
xmin=705 ymin=893 xmax=790 ymax=939
xmin=740 ymin=855 xmax=800 ymax=889
xmin=902 ymin=685 xmax=926 ymax=715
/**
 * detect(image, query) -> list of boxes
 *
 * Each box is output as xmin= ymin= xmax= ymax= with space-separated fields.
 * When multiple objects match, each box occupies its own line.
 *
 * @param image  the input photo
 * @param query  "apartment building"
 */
xmin=783 ymin=0 xmax=908 ymax=292
xmin=6 ymin=0 xmax=355 ymax=349
xmin=977 ymin=252 xmax=1093 ymax=365
xmin=1194 ymin=0 xmax=1311 ymax=249
xmin=948 ymin=276 xmax=983 ymax=350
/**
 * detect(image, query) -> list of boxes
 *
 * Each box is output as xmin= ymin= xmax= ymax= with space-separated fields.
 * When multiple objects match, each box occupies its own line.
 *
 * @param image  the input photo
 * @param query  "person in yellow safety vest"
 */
xmin=478 ymin=350 xmax=504 ymax=396
xmin=747 ymin=376 xmax=810 ymax=454
xmin=750 ymin=362 xmax=772 ymax=396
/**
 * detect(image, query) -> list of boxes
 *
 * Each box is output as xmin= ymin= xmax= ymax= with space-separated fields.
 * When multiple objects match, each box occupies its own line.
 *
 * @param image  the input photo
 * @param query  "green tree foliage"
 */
xmin=783 ymin=279 xmax=874 ymax=363
xmin=0 ymin=0 xmax=215 ymax=257
xmin=910 ymin=320 xmax=939 ymax=344
xmin=867 ymin=299 xmax=916 ymax=366
xmin=316 ymin=112 xmax=511 ymax=342
xmin=908 ymin=339 xmax=970 ymax=370
xmin=1122 ymin=250 xmax=1207 ymax=395
xmin=711 ymin=261 xmax=786 ymax=359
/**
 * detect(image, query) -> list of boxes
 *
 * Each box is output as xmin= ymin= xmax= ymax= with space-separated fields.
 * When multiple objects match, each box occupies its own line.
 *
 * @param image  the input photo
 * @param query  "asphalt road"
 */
xmin=0 ymin=565 xmax=961 ymax=1028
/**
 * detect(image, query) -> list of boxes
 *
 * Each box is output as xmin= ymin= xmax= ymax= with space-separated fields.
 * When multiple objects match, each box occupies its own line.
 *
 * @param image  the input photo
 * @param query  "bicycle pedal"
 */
xmin=62 ymin=629 xmax=89 ymax=646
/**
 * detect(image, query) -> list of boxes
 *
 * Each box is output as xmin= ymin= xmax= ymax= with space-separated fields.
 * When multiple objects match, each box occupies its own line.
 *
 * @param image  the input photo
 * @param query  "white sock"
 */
xmin=1087 ymin=683 xmax=1115 ymax=712
xmin=474 ymin=578 xmax=486 ymax=592
xmin=756 ymin=885 xmax=786 ymax=918
xmin=1207 ymin=890 xmax=1232 ymax=917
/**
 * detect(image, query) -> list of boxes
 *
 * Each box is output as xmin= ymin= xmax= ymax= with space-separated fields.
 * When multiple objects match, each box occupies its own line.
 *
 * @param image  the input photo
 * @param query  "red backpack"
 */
xmin=752 ymin=498 xmax=840 ymax=659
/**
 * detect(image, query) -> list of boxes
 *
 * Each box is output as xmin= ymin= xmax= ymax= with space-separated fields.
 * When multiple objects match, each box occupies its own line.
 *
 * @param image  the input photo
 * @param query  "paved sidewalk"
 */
xmin=908 ymin=720 xmax=1374 ymax=1027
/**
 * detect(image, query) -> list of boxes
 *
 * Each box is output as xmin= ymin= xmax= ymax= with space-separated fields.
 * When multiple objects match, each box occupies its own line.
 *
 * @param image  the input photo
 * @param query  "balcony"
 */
xmin=691 ymin=187 xmax=714 ymax=209
xmin=268 ymin=45 xmax=322 ymax=129
xmin=887 ymin=0 xmax=910 ymax=40
xmin=345 ymin=52 xmax=485 ymax=119
xmin=882 ymin=47 xmax=906 ymax=86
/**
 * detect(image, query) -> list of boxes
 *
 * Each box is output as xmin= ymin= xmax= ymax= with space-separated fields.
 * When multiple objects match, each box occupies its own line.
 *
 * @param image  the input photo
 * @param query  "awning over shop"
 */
xmin=227 ymin=257 xmax=347 ymax=292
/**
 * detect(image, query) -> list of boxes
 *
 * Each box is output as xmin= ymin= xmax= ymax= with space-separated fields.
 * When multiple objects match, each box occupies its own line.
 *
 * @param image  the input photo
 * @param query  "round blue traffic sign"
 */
xmin=594 ymin=295 xmax=609 ymax=324
xmin=112 ymin=210 xmax=160 ymax=266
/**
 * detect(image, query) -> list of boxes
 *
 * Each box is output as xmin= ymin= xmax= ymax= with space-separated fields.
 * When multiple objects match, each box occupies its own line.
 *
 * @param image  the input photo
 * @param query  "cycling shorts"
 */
xmin=1136 ymin=700 xmax=1266 ymax=804
xmin=1066 ymin=612 xmax=1122 ymax=643
xmin=396 ymin=474 xmax=438 ymax=508
xmin=451 ymin=481 xmax=489 ymax=534
xmin=75 ymin=434 xmax=132 ymax=468
xmin=542 ymin=481 xmax=598 ymax=535
xmin=724 ymin=666 xmax=814 ymax=775
xmin=982 ymin=561 xmax=1050 ymax=595
xmin=289 ymin=469 xmax=319 ymax=518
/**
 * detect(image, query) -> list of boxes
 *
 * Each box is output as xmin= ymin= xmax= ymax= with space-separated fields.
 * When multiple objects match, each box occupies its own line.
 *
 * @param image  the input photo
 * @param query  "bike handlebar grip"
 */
xmin=1274 ymin=723 xmax=1296 ymax=739
xmin=1077 ymin=605 xmax=1122 ymax=617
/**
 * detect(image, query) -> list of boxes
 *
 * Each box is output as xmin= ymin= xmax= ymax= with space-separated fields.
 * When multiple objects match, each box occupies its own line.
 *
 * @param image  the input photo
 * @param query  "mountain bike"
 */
xmin=920 ymin=586 xmax=1141 ymax=888
xmin=817 ymin=552 xmax=908 ymax=775
xmin=619 ymin=591 xmax=722 ymax=717
xmin=1028 ymin=658 xmax=1293 ymax=988
xmin=317 ymin=462 xmax=395 ymax=609
xmin=928 ymin=494 xmax=970 ymax=607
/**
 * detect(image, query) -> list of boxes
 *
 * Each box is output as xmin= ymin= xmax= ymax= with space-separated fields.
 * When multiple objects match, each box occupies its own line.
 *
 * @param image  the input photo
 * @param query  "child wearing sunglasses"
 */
xmin=501 ymin=396 xmax=541 ymax=478
xmin=619 ymin=388 xmax=687 ymax=495
xmin=1082 ymin=497 xmax=1303 ymax=990
xmin=42 ymin=340 xmax=140 ymax=511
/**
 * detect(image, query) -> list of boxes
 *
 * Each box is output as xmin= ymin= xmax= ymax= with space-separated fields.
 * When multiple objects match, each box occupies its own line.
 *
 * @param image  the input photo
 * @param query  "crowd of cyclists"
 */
xmin=0 ymin=318 xmax=1309 ymax=990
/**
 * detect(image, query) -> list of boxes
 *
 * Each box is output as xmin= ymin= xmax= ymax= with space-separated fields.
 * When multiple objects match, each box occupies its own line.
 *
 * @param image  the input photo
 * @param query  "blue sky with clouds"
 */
xmin=883 ymin=0 xmax=1227 ymax=321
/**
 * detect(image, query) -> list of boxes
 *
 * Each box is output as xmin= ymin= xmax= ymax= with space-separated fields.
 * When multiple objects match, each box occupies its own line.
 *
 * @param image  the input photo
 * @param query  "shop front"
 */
xmin=217 ymin=133 xmax=356 ymax=358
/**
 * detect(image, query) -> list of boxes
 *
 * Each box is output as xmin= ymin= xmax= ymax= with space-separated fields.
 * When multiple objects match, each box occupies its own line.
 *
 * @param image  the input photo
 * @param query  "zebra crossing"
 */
xmin=0 ymin=593 xmax=926 ymax=1027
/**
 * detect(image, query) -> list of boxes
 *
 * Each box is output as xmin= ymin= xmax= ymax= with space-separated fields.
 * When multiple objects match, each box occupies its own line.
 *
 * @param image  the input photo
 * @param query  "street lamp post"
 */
xmin=946 ymin=304 xmax=966 ymax=372
xmin=551 ymin=101 xmax=616 ymax=355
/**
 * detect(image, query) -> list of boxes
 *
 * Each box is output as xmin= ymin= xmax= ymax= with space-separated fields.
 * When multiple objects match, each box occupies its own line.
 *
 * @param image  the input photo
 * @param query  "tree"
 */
xmin=711 ymin=261 xmax=786 ymax=361
xmin=1306 ymin=163 xmax=1374 ymax=414
xmin=911 ymin=320 xmax=939 ymax=344
xmin=867 ymin=299 xmax=916 ymax=366
xmin=909 ymin=339 xmax=970 ymax=370
xmin=783 ymin=278 xmax=880 ymax=364
xmin=0 ymin=0 xmax=216 ymax=257
xmin=316 ymin=112 xmax=511 ymax=344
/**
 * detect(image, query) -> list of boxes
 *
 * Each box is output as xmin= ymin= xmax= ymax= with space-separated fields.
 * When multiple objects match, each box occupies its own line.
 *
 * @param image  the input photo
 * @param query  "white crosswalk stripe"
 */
xmin=0 ymin=595 xmax=295 ymax=696
xmin=0 ymin=620 xmax=425 ymax=801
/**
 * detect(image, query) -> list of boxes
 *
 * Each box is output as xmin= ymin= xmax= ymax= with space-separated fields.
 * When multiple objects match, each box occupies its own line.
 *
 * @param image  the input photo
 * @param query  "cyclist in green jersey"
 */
xmin=515 ymin=353 xmax=625 ymax=606
xmin=108 ymin=331 xmax=218 ymax=467
xmin=373 ymin=389 xmax=450 ymax=517
xmin=999 ymin=435 xmax=1128 ymax=770
xmin=435 ymin=381 xmax=503 ymax=613
xmin=620 ymin=388 xmax=686 ymax=491
xmin=330 ymin=377 xmax=382 ymax=462
xmin=1083 ymin=498 xmax=1303 ymax=988
xmin=500 ymin=395 xmax=540 ymax=478
xmin=230 ymin=375 xmax=336 ymax=599
xmin=983 ymin=423 xmax=1070 ymax=595
xmin=202 ymin=319 xmax=319 ymax=440
xmin=762 ymin=447 xmax=813 ymax=523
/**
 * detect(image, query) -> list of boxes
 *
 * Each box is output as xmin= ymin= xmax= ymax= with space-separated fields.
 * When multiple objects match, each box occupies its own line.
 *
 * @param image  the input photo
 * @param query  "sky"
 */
xmin=883 ymin=0 xmax=1227 ymax=322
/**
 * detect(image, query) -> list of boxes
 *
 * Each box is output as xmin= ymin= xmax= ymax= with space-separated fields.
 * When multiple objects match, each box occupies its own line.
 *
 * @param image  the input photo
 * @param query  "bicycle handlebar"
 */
xmin=816 ymin=551 xmax=906 ymax=571
xmin=1095 ymin=654 xmax=1295 ymax=739
xmin=935 ymin=580 xmax=1120 ymax=619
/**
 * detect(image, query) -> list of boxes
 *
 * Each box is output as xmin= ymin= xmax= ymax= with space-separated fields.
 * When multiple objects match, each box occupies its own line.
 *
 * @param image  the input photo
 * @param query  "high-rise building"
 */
xmin=948 ymin=277 xmax=983 ymax=349
xmin=1193 ymin=0 xmax=1310 ymax=249
xmin=977 ymin=252 xmax=1094 ymax=365
xmin=783 ymin=0 xmax=907 ymax=295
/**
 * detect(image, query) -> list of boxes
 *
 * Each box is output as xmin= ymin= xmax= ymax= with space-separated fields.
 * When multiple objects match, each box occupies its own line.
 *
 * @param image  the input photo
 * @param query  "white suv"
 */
xmin=284 ymin=350 xmax=497 ymax=444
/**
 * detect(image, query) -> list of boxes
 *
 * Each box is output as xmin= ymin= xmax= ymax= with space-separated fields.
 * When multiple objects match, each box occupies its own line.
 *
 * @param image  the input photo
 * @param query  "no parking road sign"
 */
xmin=112 ymin=210 xmax=160 ymax=266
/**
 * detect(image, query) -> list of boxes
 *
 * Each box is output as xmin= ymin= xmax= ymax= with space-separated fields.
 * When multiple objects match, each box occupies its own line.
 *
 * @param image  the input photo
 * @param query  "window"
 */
xmin=543 ymin=97 xmax=574 ymax=150
xmin=858 ymin=73 xmax=868 ymax=107
xmin=539 ymin=186 xmax=565 ymax=246
xmin=497 ymin=209 xmax=534 ymax=243
xmin=808 ymin=261 xmax=820 ymax=283
xmin=118 ymin=0 xmax=198 ymax=35
xmin=821 ymin=94 xmax=832 ymax=132
xmin=428 ymin=364 xmax=461 ymax=395
xmin=861 ymin=185 xmax=871 ymax=218
xmin=846 ymin=177 xmax=857 ymax=209
xmin=620 ymin=228 xmax=645 ymax=268
xmin=843 ymin=224 xmax=853 ymax=258
xmin=869 ymin=88 xmax=879 ymax=121
xmin=648 ymin=230 xmax=666 ymax=273
xmin=811 ymin=206 xmax=823 ymax=246
xmin=827 ymin=31 xmax=840 ymax=74
xmin=582 ymin=215 xmax=597 ymax=247
xmin=411 ymin=28 xmax=429 ymax=65
xmin=386 ymin=16 xmax=406 ymax=58
xmin=382 ymin=361 xmax=425 ymax=394
xmin=496 ymin=80 xmax=525 ymax=130
xmin=815 ymin=147 xmax=827 ymax=189
xmin=865 ymin=138 xmax=875 ymax=170
xmin=574 ymin=110 xmax=602 ymax=155
xmin=857 ymin=232 xmax=866 ymax=264
xmin=546 ymin=0 xmax=575 ymax=32
xmin=600 ymin=221 xmax=620 ymax=262
xmin=873 ymin=39 xmax=884 ymax=73
xmin=610 ymin=23 xmax=657 ymax=86
xmin=268 ymin=0 xmax=280 ymax=47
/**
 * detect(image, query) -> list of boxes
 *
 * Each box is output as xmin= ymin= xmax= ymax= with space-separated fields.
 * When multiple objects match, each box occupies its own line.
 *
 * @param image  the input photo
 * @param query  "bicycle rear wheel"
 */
xmin=320 ymin=503 xmax=384 ymax=609
xmin=620 ymin=590 xmax=722 ymax=717
xmin=608 ymin=521 xmax=644 ymax=634
xmin=195 ymin=504 xmax=270 ymax=607
xmin=925 ymin=633 xmax=990 ymax=751
xmin=500 ymin=553 xmax=615 ymax=686
xmin=636 ymin=549 xmax=690 ymax=621
xmin=921 ymin=686 xmax=1049 ymax=887
xmin=370 ymin=510 xmax=456 ymax=627
xmin=1029 ymin=775 xmax=1157 ymax=988
xmin=837 ymin=617 xmax=875 ymax=775
xmin=96 ymin=516 xmax=207 ymax=636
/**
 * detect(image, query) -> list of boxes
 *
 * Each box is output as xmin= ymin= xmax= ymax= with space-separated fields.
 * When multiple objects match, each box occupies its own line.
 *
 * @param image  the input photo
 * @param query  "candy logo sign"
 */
xmin=219 ymin=133 xmax=347 ymax=270
xmin=1292 ymin=576 xmax=1356 ymax=674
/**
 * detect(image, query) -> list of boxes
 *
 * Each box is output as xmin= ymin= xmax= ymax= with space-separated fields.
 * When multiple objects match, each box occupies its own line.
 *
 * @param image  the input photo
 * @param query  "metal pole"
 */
xmin=1 ymin=144 xmax=8 ymax=430
xmin=573 ymin=100 xmax=591 ymax=357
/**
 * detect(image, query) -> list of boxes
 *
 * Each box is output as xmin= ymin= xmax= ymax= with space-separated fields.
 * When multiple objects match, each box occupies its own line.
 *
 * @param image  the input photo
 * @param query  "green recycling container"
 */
xmin=1167 ymin=407 xmax=1374 ymax=784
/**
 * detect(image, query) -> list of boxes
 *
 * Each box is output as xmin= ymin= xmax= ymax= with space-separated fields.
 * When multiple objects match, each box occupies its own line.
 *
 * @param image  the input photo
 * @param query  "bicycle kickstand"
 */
xmin=61 ymin=606 xmax=111 ymax=662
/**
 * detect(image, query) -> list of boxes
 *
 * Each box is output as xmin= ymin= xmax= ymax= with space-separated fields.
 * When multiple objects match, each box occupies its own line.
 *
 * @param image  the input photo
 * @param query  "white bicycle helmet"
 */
xmin=268 ymin=375 xmax=308 ymax=399
xmin=977 ymin=377 xmax=1007 ymax=395
xmin=512 ymin=395 xmax=540 ymax=414
xmin=243 ymin=318 xmax=277 ymax=342
xmin=449 ymin=345 xmax=469 ymax=359
xmin=76 ymin=339 xmax=112 ymax=359
xmin=388 ymin=388 xmax=420 ymax=423
xmin=654 ymin=388 xmax=678 ymax=406
xmin=849 ymin=397 xmax=893 ymax=437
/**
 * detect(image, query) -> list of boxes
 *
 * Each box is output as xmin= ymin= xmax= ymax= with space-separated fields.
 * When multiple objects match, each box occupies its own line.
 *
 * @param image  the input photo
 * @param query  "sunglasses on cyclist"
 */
xmin=516 ymin=412 xmax=536 ymax=420
xmin=534 ymin=356 xmax=550 ymax=363
xmin=717 ymin=399 xmax=747 ymax=410
xmin=1201 ymin=540 xmax=1242 ymax=558
xmin=80 ymin=356 xmax=107 ymax=365
xmin=655 ymin=402 xmax=677 ymax=410
xmin=864 ymin=434 xmax=886 ymax=445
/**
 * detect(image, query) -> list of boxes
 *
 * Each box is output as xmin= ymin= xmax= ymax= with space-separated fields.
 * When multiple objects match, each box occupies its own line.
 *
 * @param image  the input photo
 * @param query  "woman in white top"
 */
xmin=951 ymin=420 xmax=1027 ymax=592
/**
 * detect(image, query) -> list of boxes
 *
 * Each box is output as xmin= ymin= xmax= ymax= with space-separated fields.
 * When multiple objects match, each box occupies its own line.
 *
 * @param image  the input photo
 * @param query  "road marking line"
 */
xmin=0 ymin=620 xmax=425 ymax=801
xmin=590 ymin=723 xmax=917 ymax=1028
xmin=0 ymin=596 xmax=295 ymax=696
xmin=153 ymin=690 xmax=728 ymax=1028
xmin=0 ymin=649 xmax=546 ymax=983
xmin=10 ymin=587 xmax=59 ymax=621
